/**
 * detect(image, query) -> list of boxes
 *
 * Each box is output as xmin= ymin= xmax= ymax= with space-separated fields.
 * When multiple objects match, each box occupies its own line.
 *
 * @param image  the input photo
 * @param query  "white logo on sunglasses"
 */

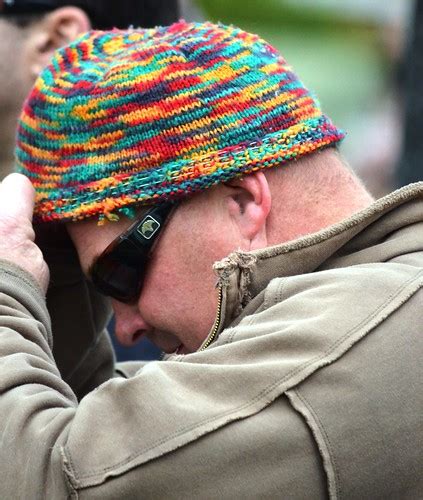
xmin=137 ymin=215 xmax=160 ymax=240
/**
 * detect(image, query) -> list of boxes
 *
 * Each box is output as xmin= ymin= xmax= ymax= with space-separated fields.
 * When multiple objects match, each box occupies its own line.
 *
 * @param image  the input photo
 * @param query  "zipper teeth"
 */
xmin=200 ymin=284 xmax=223 ymax=351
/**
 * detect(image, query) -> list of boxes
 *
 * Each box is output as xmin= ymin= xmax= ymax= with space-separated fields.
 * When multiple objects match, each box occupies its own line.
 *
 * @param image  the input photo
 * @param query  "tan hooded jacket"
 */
xmin=0 ymin=182 xmax=422 ymax=499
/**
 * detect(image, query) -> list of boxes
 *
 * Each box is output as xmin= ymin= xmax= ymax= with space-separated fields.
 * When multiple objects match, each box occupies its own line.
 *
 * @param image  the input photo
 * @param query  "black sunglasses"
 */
xmin=90 ymin=202 xmax=175 ymax=303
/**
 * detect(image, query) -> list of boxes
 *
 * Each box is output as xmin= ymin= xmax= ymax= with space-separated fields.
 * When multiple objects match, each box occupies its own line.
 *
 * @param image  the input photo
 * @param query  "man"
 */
xmin=0 ymin=22 xmax=422 ymax=498
xmin=0 ymin=0 xmax=180 ymax=178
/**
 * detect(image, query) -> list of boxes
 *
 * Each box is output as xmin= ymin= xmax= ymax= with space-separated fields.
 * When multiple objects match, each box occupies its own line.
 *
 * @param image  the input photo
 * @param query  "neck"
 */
xmin=267 ymin=149 xmax=374 ymax=245
xmin=0 ymin=110 xmax=19 ymax=179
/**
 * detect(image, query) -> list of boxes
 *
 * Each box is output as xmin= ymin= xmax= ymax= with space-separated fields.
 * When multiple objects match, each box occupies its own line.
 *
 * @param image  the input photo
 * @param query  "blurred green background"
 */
xmin=197 ymin=0 xmax=386 ymax=121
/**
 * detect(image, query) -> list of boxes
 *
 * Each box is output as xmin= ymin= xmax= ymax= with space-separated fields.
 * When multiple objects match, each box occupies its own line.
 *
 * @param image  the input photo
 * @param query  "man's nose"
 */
xmin=112 ymin=300 xmax=150 ymax=347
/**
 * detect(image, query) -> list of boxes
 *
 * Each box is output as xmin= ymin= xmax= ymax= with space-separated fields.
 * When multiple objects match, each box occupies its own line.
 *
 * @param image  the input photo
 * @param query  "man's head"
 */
xmin=16 ymin=22 xmax=372 ymax=352
xmin=65 ymin=149 xmax=371 ymax=353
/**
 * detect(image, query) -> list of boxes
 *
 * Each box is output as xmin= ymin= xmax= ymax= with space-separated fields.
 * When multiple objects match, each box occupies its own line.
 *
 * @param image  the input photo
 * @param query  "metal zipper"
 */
xmin=200 ymin=283 xmax=223 ymax=351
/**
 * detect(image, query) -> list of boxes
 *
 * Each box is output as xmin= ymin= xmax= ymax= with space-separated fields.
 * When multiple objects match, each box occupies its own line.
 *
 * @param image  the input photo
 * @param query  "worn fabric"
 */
xmin=0 ymin=182 xmax=422 ymax=499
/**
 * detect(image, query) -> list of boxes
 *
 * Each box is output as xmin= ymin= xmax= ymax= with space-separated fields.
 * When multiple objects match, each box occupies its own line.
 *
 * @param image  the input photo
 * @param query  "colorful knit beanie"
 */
xmin=16 ymin=20 xmax=344 ymax=223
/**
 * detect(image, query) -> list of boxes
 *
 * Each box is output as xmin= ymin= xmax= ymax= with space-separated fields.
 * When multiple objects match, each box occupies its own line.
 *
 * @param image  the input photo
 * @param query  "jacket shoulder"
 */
xmin=280 ymin=264 xmax=423 ymax=498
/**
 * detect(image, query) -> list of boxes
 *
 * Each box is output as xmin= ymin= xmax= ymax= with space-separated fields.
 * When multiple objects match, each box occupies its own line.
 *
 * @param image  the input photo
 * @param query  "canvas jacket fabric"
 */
xmin=0 ymin=182 xmax=422 ymax=499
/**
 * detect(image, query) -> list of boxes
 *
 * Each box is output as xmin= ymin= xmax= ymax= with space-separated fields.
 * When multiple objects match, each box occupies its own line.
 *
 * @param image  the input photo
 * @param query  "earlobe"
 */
xmin=28 ymin=7 xmax=91 ymax=79
xmin=226 ymin=172 xmax=271 ymax=249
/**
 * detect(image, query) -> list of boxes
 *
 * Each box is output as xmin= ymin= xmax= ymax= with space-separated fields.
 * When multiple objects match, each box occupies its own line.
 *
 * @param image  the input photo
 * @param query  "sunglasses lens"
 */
xmin=92 ymin=254 xmax=142 ymax=303
xmin=90 ymin=202 xmax=175 ymax=302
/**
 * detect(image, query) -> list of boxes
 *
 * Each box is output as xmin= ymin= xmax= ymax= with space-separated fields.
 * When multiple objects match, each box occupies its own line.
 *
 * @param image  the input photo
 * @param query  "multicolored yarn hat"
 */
xmin=16 ymin=20 xmax=345 ymax=223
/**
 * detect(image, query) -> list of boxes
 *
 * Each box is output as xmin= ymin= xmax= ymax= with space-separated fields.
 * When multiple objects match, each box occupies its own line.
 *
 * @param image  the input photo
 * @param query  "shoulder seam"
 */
xmin=287 ymin=389 xmax=339 ymax=500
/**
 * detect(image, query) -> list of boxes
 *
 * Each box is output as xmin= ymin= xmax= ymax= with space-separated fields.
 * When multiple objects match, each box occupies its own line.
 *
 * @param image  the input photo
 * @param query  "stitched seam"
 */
xmin=292 ymin=389 xmax=340 ymax=499
xmin=0 ymin=267 xmax=43 ymax=296
xmin=70 ymin=271 xmax=423 ymax=481
xmin=276 ymin=279 xmax=285 ymax=305
xmin=264 ymin=278 xmax=285 ymax=310
xmin=225 ymin=327 xmax=238 ymax=344
xmin=225 ymin=269 xmax=418 ymax=350
xmin=62 ymin=446 xmax=79 ymax=495
xmin=227 ymin=267 xmax=422 ymax=345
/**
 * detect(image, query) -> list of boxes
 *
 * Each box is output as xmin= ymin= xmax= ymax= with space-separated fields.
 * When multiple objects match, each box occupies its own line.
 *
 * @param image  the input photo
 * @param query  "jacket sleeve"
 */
xmin=0 ymin=261 xmax=151 ymax=498
xmin=0 ymin=260 xmax=76 ymax=498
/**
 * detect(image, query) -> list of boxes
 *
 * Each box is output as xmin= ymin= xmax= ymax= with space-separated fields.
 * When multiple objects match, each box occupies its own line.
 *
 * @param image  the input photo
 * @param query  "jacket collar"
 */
xmin=203 ymin=182 xmax=423 ymax=345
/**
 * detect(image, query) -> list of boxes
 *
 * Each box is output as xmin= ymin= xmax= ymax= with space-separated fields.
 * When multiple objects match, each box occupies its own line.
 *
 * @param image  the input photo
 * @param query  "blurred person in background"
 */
xmin=0 ymin=0 xmax=180 ymax=179
xmin=0 ymin=22 xmax=421 ymax=498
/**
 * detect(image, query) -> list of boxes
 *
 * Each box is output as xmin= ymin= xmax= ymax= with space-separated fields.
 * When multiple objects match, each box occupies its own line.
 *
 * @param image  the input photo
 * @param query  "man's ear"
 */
xmin=27 ymin=7 xmax=91 ymax=79
xmin=225 ymin=171 xmax=271 ymax=250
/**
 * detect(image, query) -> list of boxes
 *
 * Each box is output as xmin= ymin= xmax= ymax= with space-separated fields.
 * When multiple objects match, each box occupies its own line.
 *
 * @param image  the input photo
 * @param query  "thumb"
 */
xmin=0 ymin=173 xmax=35 ymax=222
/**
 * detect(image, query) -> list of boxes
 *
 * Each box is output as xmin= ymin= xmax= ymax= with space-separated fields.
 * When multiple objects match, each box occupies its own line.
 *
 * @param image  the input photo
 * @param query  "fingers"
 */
xmin=0 ymin=173 xmax=35 ymax=222
xmin=0 ymin=174 xmax=49 ymax=293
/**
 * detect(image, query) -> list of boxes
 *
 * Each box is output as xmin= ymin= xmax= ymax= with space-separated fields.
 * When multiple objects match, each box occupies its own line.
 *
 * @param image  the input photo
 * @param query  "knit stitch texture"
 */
xmin=16 ymin=21 xmax=345 ymax=222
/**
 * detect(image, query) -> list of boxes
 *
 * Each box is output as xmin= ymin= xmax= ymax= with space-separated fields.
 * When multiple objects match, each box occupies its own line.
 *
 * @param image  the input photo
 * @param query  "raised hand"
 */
xmin=0 ymin=173 xmax=49 ymax=293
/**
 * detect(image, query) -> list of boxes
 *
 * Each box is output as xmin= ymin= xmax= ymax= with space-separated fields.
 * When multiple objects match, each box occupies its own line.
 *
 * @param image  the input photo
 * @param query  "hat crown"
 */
xmin=16 ymin=21 xmax=344 ymax=222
